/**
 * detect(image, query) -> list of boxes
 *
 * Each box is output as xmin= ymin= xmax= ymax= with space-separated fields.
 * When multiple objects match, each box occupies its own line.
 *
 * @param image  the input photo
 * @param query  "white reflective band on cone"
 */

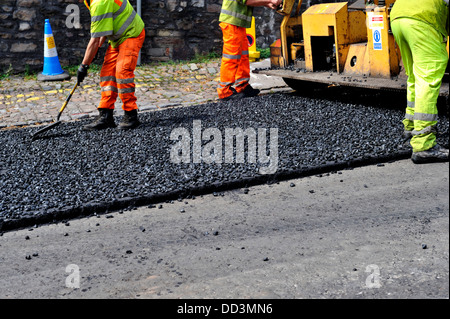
xmin=44 ymin=34 xmax=58 ymax=58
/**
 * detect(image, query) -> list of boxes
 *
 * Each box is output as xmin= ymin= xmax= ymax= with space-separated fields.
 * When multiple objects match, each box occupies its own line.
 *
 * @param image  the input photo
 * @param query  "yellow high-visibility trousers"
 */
xmin=391 ymin=18 xmax=448 ymax=152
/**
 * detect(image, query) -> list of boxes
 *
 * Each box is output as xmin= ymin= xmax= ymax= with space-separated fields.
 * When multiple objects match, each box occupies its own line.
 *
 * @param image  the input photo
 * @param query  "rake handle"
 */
xmin=56 ymin=82 xmax=78 ymax=121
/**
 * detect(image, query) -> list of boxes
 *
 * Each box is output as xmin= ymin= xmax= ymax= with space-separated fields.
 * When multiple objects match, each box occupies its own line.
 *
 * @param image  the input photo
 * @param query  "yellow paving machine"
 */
xmin=256 ymin=0 xmax=449 ymax=98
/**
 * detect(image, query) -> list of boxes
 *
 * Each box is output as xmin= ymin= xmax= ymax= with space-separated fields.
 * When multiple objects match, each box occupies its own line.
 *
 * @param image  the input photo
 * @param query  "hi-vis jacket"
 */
xmin=390 ymin=0 xmax=449 ymax=38
xmin=219 ymin=0 xmax=254 ymax=28
xmin=85 ymin=0 xmax=145 ymax=48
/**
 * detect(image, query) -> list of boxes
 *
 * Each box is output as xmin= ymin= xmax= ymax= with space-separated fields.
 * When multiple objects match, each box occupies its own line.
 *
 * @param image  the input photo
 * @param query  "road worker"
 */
xmin=390 ymin=0 xmax=449 ymax=163
xmin=77 ymin=0 xmax=145 ymax=130
xmin=218 ymin=0 xmax=282 ymax=101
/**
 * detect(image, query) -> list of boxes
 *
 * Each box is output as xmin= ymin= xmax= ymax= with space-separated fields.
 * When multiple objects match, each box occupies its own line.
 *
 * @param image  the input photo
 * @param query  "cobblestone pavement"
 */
xmin=0 ymin=58 xmax=289 ymax=129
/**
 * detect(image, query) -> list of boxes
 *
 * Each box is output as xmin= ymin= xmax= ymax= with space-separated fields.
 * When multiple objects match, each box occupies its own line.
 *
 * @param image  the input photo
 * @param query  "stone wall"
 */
xmin=0 ymin=0 xmax=356 ymax=73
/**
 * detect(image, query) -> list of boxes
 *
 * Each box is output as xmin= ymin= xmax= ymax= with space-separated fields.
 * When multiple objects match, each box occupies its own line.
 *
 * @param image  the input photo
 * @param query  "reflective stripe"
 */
xmin=91 ymin=12 xmax=113 ymax=23
xmin=407 ymin=100 xmax=415 ymax=108
xmin=118 ymin=87 xmax=135 ymax=94
xmin=223 ymin=53 xmax=240 ymax=59
xmin=241 ymin=50 xmax=249 ymax=56
xmin=114 ymin=0 xmax=128 ymax=18
xmin=414 ymin=112 xmax=438 ymax=122
xmin=110 ymin=10 xmax=136 ymax=41
xmin=117 ymin=78 xmax=134 ymax=84
xmin=412 ymin=125 xmax=437 ymax=135
xmin=100 ymin=76 xmax=116 ymax=82
xmin=221 ymin=9 xmax=252 ymax=23
xmin=92 ymin=30 xmax=113 ymax=38
xmin=235 ymin=78 xmax=249 ymax=84
xmin=219 ymin=81 xmax=234 ymax=86
xmin=101 ymin=86 xmax=118 ymax=93
xmin=404 ymin=113 xmax=414 ymax=121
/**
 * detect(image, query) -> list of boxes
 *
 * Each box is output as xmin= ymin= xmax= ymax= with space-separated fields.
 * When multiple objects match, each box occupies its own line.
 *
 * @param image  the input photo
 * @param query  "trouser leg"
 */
xmin=115 ymin=29 xmax=145 ymax=112
xmin=234 ymin=31 xmax=250 ymax=93
xmin=391 ymin=18 xmax=448 ymax=152
xmin=218 ymin=22 xmax=245 ymax=99
xmin=99 ymin=45 xmax=119 ymax=110
xmin=392 ymin=20 xmax=415 ymax=133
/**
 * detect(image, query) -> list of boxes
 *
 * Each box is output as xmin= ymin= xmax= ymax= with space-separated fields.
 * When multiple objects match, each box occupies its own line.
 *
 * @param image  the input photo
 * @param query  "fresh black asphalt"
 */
xmin=0 ymin=89 xmax=448 ymax=232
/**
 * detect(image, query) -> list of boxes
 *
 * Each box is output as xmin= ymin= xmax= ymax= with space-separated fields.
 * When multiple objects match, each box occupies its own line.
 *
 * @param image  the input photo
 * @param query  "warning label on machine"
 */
xmin=368 ymin=14 xmax=384 ymax=29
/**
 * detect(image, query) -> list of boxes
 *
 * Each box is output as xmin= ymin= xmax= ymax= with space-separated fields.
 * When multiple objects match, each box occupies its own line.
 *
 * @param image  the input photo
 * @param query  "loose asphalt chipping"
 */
xmin=1 ymin=87 xmax=448 ymax=232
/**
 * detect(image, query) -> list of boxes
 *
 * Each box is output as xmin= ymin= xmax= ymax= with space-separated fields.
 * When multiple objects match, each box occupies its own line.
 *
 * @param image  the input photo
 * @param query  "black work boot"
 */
xmin=83 ymin=108 xmax=116 ymax=130
xmin=219 ymin=87 xmax=244 ymax=102
xmin=119 ymin=109 xmax=140 ymax=129
xmin=242 ymin=84 xmax=260 ymax=98
xmin=411 ymin=144 xmax=449 ymax=164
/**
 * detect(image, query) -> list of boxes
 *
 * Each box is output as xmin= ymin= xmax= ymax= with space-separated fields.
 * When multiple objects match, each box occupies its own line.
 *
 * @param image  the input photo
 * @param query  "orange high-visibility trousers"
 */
xmin=218 ymin=22 xmax=250 ymax=99
xmin=98 ymin=29 xmax=145 ymax=112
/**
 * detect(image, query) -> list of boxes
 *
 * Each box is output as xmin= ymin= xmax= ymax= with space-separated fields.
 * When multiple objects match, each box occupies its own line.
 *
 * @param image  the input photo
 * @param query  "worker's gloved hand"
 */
xmin=77 ymin=64 xmax=89 ymax=84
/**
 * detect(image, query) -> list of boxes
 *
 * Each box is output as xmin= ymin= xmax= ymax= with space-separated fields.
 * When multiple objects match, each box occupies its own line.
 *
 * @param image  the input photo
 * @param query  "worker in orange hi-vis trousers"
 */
xmin=99 ymin=31 xmax=145 ymax=112
xmin=218 ymin=0 xmax=282 ymax=101
xmin=77 ymin=0 xmax=145 ymax=130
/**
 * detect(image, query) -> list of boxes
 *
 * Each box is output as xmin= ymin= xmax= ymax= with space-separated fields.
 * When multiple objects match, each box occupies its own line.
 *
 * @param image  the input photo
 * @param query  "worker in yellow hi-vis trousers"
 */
xmin=390 ymin=0 xmax=449 ymax=164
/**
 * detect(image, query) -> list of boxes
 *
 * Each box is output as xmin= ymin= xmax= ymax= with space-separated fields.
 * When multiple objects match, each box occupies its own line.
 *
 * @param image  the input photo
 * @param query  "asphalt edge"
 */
xmin=0 ymin=149 xmax=412 ymax=233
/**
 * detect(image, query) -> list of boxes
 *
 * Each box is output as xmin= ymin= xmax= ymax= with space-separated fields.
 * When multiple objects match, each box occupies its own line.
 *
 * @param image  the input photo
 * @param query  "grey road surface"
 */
xmin=0 ymin=159 xmax=448 ymax=300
